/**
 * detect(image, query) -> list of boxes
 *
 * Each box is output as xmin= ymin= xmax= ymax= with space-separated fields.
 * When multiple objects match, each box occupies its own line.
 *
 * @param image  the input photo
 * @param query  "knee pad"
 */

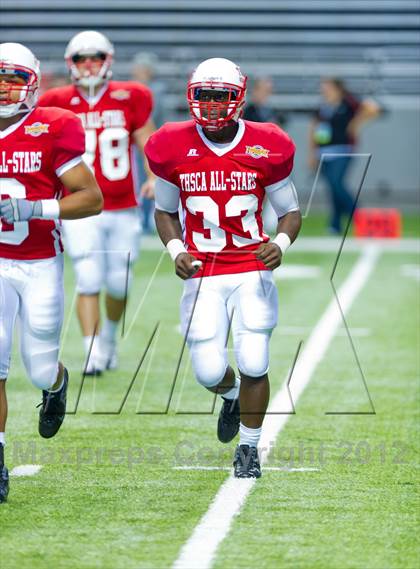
xmin=0 ymin=324 xmax=13 ymax=379
xmin=235 ymin=330 xmax=271 ymax=379
xmin=105 ymin=255 xmax=132 ymax=300
xmin=73 ymin=255 xmax=103 ymax=295
xmin=0 ymin=362 xmax=10 ymax=380
xmin=25 ymin=349 xmax=58 ymax=391
xmin=189 ymin=340 xmax=228 ymax=388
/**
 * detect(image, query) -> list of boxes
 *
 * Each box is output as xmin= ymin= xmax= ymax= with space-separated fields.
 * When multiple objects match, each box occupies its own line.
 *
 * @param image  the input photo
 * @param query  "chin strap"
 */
xmin=0 ymin=104 xmax=30 ymax=119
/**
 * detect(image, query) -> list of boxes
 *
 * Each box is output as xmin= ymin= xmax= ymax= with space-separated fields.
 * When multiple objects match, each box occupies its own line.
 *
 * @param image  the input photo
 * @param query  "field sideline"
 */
xmin=0 ymin=224 xmax=419 ymax=568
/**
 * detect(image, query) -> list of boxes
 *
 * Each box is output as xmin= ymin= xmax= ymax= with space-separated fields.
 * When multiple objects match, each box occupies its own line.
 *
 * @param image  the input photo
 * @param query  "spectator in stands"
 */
xmin=308 ymin=77 xmax=380 ymax=234
xmin=243 ymin=77 xmax=286 ymax=126
xmin=132 ymin=52 xmax=167 ymax=233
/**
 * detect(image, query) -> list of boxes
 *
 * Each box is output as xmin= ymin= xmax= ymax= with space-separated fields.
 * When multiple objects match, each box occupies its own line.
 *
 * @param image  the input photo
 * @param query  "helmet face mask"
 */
xmin=187 ymin=58 xmax=247 ymax=131
xmin=65 ymin=31 xmax=114 ymax=89
xmin=0 ymin=43 xmax=40 ymax=118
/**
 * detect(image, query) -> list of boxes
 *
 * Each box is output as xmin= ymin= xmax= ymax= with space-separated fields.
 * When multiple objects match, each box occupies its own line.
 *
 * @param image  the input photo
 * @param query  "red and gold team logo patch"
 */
xmin=110 ymin=89 xmax=130 ymax=100
xmin=24 ymin=122 xmax=50 ymax=137
xmin=245 ymin=145 xmax=270 ymax=159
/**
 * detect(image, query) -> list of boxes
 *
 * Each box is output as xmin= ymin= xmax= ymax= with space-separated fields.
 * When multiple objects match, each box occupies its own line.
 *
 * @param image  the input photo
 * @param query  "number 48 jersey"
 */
xmin=145 ymin=119 xmax=296 ymax=277
xmin=39 ymin=81 xmax=153 ymax=210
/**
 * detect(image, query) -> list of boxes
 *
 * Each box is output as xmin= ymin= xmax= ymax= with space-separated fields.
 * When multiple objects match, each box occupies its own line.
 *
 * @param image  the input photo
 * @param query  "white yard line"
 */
xmin=401 ymin=263 xmax=420 ymax=281
xmin=277 ymin=326 xmax=371 ymax=337
xmin=173 ymin=466 xmax=319 ymax=472
xmin=172 ymin=243 xmax=381 ymax=569
xmin=10 ymin=464 xmax=42 ymax=477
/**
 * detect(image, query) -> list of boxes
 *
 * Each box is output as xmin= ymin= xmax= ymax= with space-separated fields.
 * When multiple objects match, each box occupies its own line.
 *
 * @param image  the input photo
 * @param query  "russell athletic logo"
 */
xmin=187 ymin=148 xmax=199 ymax=157
xmin=245 ymin=145 xmax=270 ymax=159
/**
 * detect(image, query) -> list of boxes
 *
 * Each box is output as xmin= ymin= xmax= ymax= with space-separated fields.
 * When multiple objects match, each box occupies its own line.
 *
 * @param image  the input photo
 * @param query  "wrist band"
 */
xmin=273 ymin=232 xmax=291 ymax=255
xmin=39 ymin=199 xmax=60 ymax=220
xmin=166 ymin=238 xmax=187 ymax=261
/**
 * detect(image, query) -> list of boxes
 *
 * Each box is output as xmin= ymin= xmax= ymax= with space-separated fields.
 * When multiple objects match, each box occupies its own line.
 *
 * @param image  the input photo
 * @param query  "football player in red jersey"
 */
xmin=145 ymin=58 xmax=302 ymax=478
xmin=0 ymin=42 xmax=103 ymax=502
xmin=39 ymin=31 xmax=156 ymax=375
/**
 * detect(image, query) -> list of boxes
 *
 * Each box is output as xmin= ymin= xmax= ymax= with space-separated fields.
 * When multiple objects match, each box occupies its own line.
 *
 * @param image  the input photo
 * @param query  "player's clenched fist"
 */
xmin=255 ymin=242 xmax=283 ymax=270
xmin=0 ymin=198 xmax=41 ymax=223
xmin=175 ymin=253 xmax=202 ymax=280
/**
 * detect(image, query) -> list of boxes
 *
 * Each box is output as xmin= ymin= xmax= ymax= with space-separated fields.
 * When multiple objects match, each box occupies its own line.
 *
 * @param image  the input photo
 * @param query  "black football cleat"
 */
xmin=83 ymin=367 xmax=102 ymax=378
xmin=0 ymin=466 xmax=9 ymax=504
xmin=83 ymin=356 xmax=102 ymax=378
xmin=233 ymin=444 xmax=261 ymax=478
xmin=0 ymin=445 xmax=9 ymax=503
xmin=217 ymin=397 xmax=240 ymax=443
xmin=38 ymin=368 xmax=69 ymax=439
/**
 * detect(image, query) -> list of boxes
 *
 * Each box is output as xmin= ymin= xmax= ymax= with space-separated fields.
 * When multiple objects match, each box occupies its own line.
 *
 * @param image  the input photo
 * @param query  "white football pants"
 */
xmin=180 ymin=270 xmax=278 ymax=388
xmin=0 ymin=255 xmax=64 ymax=389
xmin=63 ymin=208 xmax=142 ymax=299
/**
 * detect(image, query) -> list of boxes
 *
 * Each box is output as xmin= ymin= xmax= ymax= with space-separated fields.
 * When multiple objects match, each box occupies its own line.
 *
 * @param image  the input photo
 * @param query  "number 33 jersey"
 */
xmin=145 ymin=119 xmax=296 ymax=276
xmin=39 ymin=81 xmax=153 ymax=210
xmin=0 ymin=106 xmax=85 ymax=260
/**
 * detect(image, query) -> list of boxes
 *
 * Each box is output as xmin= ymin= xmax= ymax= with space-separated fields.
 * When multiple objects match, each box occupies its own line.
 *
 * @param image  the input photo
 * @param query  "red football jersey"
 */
xmin=0 ymin=106 xmax=85 ymax=260
xmin=39 ymin=81 xmax=153 ymax=210
xmin=145 ymin=119 xmax=295 ymax=277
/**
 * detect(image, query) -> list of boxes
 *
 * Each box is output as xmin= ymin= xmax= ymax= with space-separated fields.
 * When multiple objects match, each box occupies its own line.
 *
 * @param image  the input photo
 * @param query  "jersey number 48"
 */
xmin=84 ymin=127 xmax=130 ymax=181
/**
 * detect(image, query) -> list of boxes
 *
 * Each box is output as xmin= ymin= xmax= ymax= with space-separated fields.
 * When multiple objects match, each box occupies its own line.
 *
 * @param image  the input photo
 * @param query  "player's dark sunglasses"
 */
xmin=194 ymin=88 xmax=238 ymax=102
xmin=71 ymin=53 xmax=107 ymax=64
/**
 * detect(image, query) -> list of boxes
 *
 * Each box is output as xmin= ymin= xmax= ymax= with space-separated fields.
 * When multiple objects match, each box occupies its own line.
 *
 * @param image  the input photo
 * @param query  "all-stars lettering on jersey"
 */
xmin=0 ymin=106 xmax=85 ymax=260
xmin=145 ymin=119 xmax=295 ymax=277
xmin=0 ymin=151 xmax=42 ymax=174
xmin=179 ymin=171 xmax=258 ymax=192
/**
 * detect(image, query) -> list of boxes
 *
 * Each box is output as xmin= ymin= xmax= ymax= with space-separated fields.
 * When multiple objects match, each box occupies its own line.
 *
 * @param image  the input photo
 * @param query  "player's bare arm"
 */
xmin=133 ymin=119 xmax=157 ymax=198
xmin=256 ymin=210 xmax=302 ymax=269
xmin=58 ymin=161 xmax=103 ymax=218
xmin=0 ymin=162 xmax=103 ymax=223
xmin=155 ymin=209 xmax=201 ymax=280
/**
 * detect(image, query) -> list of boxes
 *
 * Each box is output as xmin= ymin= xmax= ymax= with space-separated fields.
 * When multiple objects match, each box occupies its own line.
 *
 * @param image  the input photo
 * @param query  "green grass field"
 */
xmin=0 ymin=221 xmax=419 ymax=568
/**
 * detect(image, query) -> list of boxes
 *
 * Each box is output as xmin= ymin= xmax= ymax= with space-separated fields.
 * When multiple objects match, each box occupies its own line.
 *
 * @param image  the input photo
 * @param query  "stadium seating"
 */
xmin=2 ymin=0 xmax=419 ymax=118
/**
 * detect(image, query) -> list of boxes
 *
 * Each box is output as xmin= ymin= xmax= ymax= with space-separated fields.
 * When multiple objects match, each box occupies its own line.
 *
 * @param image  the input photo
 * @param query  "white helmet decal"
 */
xmin=65 ymin=30 xmax=114 ymax=89
xmin=0 ymin=42 xmax=40 ymax=118
xmin=187 ymin=58 xmax=247 ymax=131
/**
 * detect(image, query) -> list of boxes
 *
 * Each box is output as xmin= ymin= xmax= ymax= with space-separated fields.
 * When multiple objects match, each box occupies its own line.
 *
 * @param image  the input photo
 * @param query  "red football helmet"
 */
xmin=187 ymin=58 xmax=247 ymax=131
xmin=0 ymin=43 xmax=40 ymax=118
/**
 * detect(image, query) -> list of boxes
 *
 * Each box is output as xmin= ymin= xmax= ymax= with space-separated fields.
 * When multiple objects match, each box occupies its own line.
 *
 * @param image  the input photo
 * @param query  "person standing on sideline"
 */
xmin=308 ymin=78 xmax=380 ymax=234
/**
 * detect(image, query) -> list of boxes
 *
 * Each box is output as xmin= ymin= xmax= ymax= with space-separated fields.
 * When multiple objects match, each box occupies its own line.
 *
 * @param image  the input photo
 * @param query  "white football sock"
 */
xmin=83 ymin=335 xmax=95 ymax=356
xmin=222 ymin=377 xmax=240 ymax=400
xmin=101 ymin=318 xmax=118 ymax=344
xmin=48 ymin=368 xmax=64 ymax=393
xmin=0 ymin=432 xmax=5 ymax=446
xmin=239 ymin=423 xmax=262 ymax=448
